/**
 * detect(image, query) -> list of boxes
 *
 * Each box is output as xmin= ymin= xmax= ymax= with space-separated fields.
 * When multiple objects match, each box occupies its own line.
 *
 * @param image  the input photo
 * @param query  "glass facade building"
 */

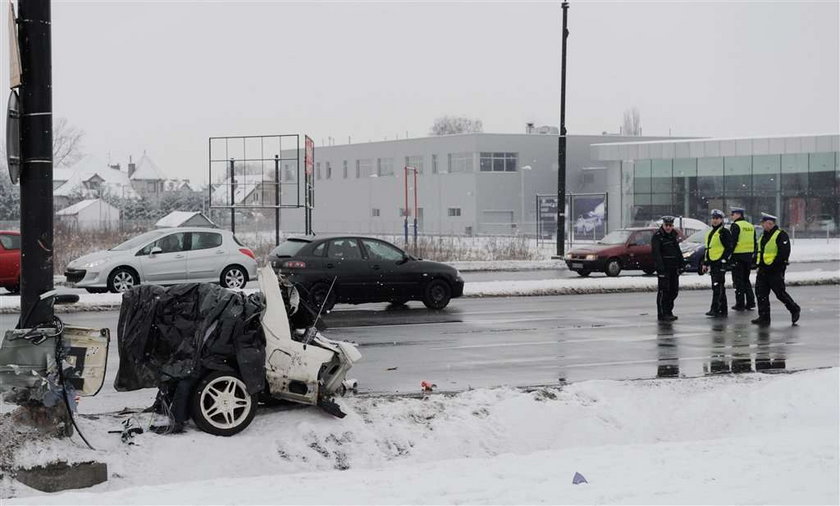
xmin=593 ymin=135 xmax=840 ymax=236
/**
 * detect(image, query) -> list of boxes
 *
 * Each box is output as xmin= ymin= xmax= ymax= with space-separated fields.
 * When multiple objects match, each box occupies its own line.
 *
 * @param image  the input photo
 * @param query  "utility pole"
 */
xmin=17 ymin=0 xmax=54 ymax=328
xmin=555 ymin=1 xmax=569 ymax=258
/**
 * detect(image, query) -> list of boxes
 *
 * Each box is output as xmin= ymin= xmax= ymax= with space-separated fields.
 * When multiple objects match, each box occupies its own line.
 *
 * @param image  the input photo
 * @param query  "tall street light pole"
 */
xmin=17 ymin=0 xmax=54 ymax=328
xmin=555 ymin=0 xmax=569 ymax=258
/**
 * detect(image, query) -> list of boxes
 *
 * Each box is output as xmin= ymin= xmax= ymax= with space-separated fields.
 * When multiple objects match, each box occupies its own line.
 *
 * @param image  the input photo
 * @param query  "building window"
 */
xmin=343 ymin=160 xmax=348 ymax=179
xmin=377 ymin=158 xmax=394 ymax=177
xmin=448 ymin=207 xmax=462 ymax=217
xmin=724 ymin=156 xmax=751 ymax=196
xmin=448 ymin=153 xmax=474 ymax=173
xmin=432 ymin=154 xmax=438 ymax=174
xmin=316 ymin=162 xmax=321 ymax=180
xmin=326 ymin=162 xmax=332 ymax=180
xmin=357 ymin=159 xmax=372 ymax=178
xmin=405 ymin=155 xmax=424 ymax=175
xmin=582 ymin=172 xmax=595 ymax=185
xmin=371 ymin=208 xmax=380 ymax=217
xmin=479 ymin=152 xmax=518 ymax=172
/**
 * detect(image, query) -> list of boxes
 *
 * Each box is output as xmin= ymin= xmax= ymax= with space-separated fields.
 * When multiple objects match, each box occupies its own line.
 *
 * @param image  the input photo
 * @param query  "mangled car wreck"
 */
xmin=116 ymin=266 xmax=361 ymax=436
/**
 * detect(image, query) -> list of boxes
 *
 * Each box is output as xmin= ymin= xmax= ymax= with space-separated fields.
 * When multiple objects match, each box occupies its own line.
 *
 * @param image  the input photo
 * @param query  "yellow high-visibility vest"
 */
xmin=705 ymin=227 xmax=725 ymax=261
xmin=759 ymin=229 xmax=782 ymax=265
xmin=732 ymin=220 xmax=755 ymax=254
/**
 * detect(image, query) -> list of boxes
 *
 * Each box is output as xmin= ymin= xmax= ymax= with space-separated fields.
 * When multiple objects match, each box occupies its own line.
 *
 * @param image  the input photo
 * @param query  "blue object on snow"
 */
xmin=572 ymin=472 xmax=588 ymax=485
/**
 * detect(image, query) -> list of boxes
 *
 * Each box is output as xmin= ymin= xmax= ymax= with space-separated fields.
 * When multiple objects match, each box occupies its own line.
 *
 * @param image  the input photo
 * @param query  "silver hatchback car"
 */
xmin=65 ymin=227 xmax=258 ymax=293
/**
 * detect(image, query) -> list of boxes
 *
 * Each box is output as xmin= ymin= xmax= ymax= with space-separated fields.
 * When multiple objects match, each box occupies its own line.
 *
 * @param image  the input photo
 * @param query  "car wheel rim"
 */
xmin=200 ymin=376 xmax=251 ymax=430
xmin=225 ymin=269 xmax=245 ymax=288
xmin=114 ymin=272 xmax=135 ymax=292
xmin=431 ymin=284 xmax=445 ymax=302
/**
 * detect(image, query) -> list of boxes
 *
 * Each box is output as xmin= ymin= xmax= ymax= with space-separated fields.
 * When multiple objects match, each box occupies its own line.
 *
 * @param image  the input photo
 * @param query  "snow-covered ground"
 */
xmin=3 ymin=368 xmax=837 ymax=504
xmin=11 ymin=269 xmax=839 ymax=314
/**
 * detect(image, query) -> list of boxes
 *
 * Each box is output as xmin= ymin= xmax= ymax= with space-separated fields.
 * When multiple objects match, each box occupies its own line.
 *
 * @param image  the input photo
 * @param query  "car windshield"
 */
xmin=110 ymin=229 xmax=169 ymax=251
xmin=271 ymin=239 xmax=309 ymax=257
xmin=597 ymin=230 xmax=633 ymax=245
xmin=686 ymin=228 xmax=710 ymax=243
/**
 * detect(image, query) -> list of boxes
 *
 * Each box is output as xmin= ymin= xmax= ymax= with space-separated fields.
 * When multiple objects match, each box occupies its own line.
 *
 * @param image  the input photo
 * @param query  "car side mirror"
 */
xmin=150 ymin=246 xmax=162 ymax=256
xmin=397 ymin=255 xmax=410 ymax=265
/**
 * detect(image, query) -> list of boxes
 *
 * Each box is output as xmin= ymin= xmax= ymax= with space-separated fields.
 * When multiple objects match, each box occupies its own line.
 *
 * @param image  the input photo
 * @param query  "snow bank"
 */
xmin=463 ymin=269 xmax=840 ymax=297
xmin=8 ymin=269 xmax=839 ymax=314
xmin=4 ymin=369 xmax=837 ymax=504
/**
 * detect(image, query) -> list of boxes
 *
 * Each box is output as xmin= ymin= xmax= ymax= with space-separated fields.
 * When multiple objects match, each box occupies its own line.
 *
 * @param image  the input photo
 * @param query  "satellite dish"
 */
xmin=6 ymin=90 xmax=21 ymax=184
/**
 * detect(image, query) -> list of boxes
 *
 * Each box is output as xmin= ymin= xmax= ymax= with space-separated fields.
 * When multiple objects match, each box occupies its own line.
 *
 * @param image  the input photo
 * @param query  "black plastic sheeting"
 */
xmin=115 ymin=283 xmax=266 ymax=395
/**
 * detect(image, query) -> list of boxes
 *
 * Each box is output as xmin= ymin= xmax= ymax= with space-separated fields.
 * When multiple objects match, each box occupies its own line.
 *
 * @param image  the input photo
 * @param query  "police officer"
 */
xmin=752 ymin=213 xmax=801 ymax=325
xmin=702 ymin=209 xmax=733 ymax=317
xmin=729 ymin=207 xmax=756 ymax=311
xmin=651 ymin=215 xmax=681 ymax=321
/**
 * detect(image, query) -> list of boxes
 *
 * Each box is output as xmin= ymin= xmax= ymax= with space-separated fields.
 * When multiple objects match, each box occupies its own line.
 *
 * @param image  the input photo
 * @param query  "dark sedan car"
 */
xmin=564 ymin=227 xmax=685 ymax=277
xmin=268 ymin=236 xmax=464 ymax=311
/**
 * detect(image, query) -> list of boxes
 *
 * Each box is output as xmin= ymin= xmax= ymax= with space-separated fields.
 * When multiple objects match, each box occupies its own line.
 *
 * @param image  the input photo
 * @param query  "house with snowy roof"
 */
xmin=56 ymin=198 xmax=120 ymax=231
xmin=53 ymin=155 xmax=140 ymax=209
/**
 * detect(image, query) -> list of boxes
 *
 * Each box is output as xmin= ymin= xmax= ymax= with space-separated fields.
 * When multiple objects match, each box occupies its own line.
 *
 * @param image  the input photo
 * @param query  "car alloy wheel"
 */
xmin=605 ymin=259 xmax=622 ymax=277
xmin=191 ymin=371 xmax=257 ymax=436
xmin=221 ymin=266 xmax=246 ymax=289
xmin=108 ymin=268 xmax=138 ymax=293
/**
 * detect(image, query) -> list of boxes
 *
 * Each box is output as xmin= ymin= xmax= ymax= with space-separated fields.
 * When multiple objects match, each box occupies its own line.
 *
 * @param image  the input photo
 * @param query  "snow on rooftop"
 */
xmin=129 ymin=153 xmax=168 ymax=181
xmin=55 ymin=199 xmax=102 ymax=215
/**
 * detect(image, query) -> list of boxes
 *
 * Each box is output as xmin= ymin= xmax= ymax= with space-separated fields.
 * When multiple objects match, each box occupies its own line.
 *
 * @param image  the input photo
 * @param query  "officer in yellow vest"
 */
xmin=729 ymin=207 xmax=756 ymax=311
xmin=752 ymin=213 xmax=801 ymax=325
xmin=702 ymin=209 xmax=733 ymax=317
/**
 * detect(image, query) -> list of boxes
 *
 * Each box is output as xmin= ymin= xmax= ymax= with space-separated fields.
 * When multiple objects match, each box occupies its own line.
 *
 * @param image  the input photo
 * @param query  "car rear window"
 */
xmin=272 ymin=239 xmax=309 ymax=258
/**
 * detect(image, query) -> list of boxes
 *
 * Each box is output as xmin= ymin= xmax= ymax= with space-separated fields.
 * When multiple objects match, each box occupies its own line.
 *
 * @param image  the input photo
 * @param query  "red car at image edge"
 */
xmin=0 ymin=230 xmax=21 ymax=293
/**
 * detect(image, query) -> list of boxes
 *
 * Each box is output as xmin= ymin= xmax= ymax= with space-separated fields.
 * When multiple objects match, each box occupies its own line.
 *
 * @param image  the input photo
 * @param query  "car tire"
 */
xmin=107 ymin=267 xmax=139 ymax=293
xmin=85 ymin=287 xmax=108 ymax=294
xmin=191 ymin=371 xmax=258 ymax=437
xmin=220 ymin=265 xmax=248 ymax=289
xmin=642 ymin=268 xmax=656 ymax=276
xmin=308 ymin=282 xmax=337 ymax=313
xmin=605 ymin=259 xmax=622 ymax=277
xmin=7 ymin=283 xmax=20 ymax=294
xmin=575 ymin=270 xmax=591 ymax=277
xmin=422 ymin=279 xmax=452 ymax=310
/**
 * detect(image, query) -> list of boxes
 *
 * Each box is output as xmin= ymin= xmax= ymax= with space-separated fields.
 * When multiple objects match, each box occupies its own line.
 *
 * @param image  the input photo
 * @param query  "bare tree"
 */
xmin=621 ymin=107 xmax=642 ymax=136
xmin=53 ymin=117 xmax=85 ymax=168
xmin=430 ymin=116 xmax=484 ymax=136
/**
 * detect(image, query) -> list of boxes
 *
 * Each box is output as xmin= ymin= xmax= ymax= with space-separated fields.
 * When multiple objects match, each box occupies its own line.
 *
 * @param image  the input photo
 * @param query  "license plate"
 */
xmin=572 ymin=262 xmax=583 ymax=269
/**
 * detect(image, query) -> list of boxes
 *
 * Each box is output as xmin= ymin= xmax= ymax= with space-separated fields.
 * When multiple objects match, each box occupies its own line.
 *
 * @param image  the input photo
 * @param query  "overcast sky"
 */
xmin=1 ymin=0 xmax=838 ymax=185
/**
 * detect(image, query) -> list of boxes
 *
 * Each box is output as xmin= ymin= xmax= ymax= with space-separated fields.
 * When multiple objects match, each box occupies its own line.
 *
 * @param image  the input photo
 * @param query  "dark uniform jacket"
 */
xmin=651 ymin=226 xmax=681 ymax=273
xmin=757 ymin=226 xmax=791 ymax=274
xmin=703 ymin=224 xmax=733 ymax=265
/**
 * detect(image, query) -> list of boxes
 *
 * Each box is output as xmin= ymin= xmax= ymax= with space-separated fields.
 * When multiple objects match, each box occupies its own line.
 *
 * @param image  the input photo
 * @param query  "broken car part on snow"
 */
xmin=115 ymin=266 xmax=361 ymax=436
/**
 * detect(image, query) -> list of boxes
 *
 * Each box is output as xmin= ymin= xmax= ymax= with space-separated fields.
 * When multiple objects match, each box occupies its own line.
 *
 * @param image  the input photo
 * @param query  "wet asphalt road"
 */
xmin=2 ymin=284 xmax=837 ymax=396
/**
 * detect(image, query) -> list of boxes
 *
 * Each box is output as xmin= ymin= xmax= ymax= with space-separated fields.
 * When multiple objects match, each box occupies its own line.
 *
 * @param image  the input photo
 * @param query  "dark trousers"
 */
xmin=709 ymin=262 xmax=728 ymax=314
xmin=731 ymin=253 xmax=755 ymax=308
xmin=756 ymin=268 xmax=799 ymax=320
xmin=656 ymin=267 xmax=680 ymax=318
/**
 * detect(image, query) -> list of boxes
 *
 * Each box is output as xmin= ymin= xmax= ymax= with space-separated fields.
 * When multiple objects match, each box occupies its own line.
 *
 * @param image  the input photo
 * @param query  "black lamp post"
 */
xmin=555 ymin=1 xmax=569 ymax=258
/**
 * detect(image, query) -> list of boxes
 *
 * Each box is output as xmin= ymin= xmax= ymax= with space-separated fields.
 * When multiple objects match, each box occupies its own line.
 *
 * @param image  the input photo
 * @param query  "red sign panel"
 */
xmin=304 ymin=136 xmax=314 ymax=176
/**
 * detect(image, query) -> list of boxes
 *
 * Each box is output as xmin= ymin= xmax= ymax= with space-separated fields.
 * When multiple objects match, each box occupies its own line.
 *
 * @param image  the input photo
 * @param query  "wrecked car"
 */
xmin=115 ymin=266 xmax=361 ymax=436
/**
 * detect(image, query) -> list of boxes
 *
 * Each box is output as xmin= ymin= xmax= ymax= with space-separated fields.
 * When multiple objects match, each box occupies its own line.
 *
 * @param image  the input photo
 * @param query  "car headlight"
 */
xmin=564 ymin=253 xmax=572 ymax=260
xmin=83 ymin=258 xmax=108 ymax=270
xmin=585 ymin=254 xmax=598 ymax=261
xmin=683 ymin=251 xmax=693 ymax=258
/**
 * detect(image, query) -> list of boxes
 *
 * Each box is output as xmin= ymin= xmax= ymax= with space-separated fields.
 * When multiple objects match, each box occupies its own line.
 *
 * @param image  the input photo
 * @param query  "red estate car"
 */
xmin=564 ymin=227 xmax=684 ymax=277
xmin=0 ymin=231 xmax=21 ymax=293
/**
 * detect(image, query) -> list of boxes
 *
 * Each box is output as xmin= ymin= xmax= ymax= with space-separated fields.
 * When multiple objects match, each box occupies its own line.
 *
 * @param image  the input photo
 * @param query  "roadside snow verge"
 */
xmin=463 ymin=269 xmax=840 ymax=298
xmin=4 ymin=369 xmax=837 ymax=505
xmin=6 ymin=270 xmax=839 ymax=314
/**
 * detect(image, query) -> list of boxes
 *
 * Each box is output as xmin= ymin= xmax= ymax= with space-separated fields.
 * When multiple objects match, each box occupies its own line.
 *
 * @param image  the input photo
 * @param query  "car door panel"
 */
xmin=324 ymin=239 xmax=368 ymax=302
xmin=360 ymin=239 xmax=414 ymax=301
xmin=137 ymin=232 xmax=188 ymax=283
xmin=627 ymin=231 xmax=654 ymax=270
xmin=187 ymin=232 xmax=226 ymax=282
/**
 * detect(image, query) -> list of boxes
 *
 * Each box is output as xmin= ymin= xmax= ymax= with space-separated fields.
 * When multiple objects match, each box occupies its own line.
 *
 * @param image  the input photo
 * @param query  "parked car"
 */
xmin=268 ymin=235 xmax=464 ymax=310
xmin=681 ymin=224 xmax=763 ymax=273
xmin=805 ymin=214 xmax=837 ymax=234
xmin=564 ymin=227 xmax=685 ymax=277
xmin=0 ymin=231 xmax=21 ymax=293
xmin=65 ymin=227 xmax=257 ymax=293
